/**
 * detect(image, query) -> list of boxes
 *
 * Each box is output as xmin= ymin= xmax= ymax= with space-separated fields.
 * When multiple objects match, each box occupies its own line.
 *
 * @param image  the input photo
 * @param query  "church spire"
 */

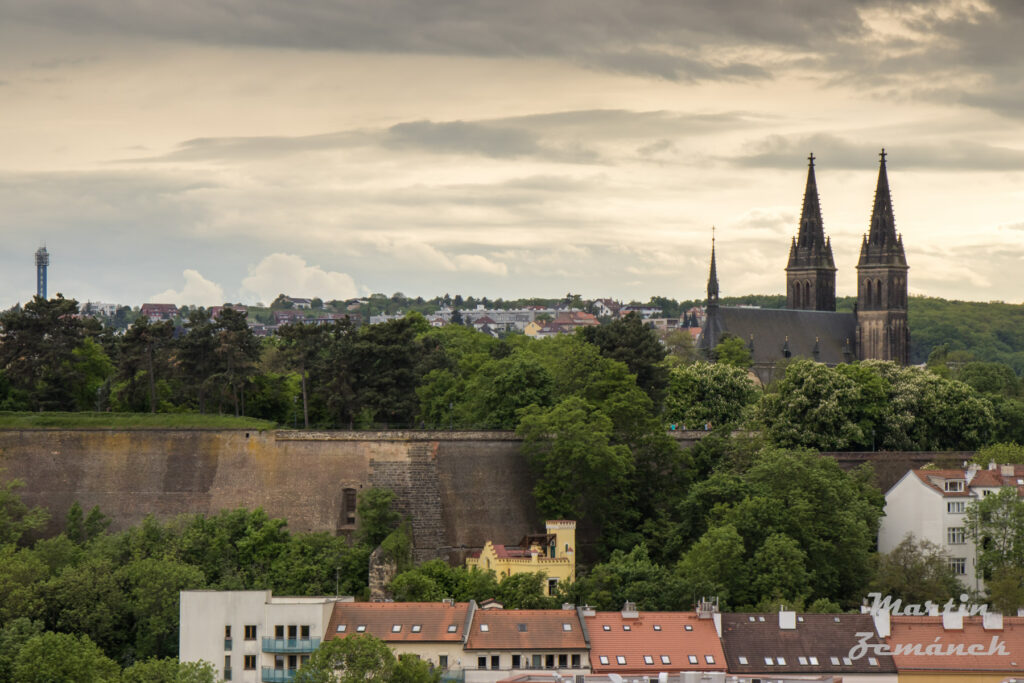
xmin=707 ymin=228 xmax=719 ymax=305
xmin=858 ymin=148 xmax=907 ymax=267
xmin=787 ymin=152 xmax=835 ymax=270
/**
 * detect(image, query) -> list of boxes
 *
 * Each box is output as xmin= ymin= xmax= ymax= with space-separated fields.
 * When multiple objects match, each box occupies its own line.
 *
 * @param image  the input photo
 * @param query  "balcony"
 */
xmin=261 ymin=668 xmax=297 ymax=683
xmin=262 ymin=637 xmax=320 ymax=653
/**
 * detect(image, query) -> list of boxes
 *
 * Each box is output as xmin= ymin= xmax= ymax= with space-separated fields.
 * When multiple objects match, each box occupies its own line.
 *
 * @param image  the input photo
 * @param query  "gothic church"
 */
xmin=700 ymin=150 xmax=909 ymax=380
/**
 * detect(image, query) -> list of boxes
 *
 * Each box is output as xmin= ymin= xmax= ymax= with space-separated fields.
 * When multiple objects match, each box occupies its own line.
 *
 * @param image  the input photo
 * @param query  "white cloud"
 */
xmin=240 ymin=253 xmax=358 ymax=303
xmin=451 ymin=253 xmax=508 ymax=276
xmin=150 ymin=269 xmax=225 ymax=306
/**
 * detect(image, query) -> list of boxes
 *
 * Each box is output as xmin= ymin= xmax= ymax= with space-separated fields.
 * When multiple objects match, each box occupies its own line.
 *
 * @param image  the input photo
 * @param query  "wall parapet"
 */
xmin=274 ymin=430 xmax=523 ymax=442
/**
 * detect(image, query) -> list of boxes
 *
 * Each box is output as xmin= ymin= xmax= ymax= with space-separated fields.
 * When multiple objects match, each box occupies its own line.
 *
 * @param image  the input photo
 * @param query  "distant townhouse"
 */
xmin=466 ymin=521 xmax=576 ymax=597
xmin=591 ymin=299 xmax=620 ymax=318
xmin=82 ymin=301 xmax=119 ymax=317
xmin=273 ymin=310 xmax=307 ymax=325
xmin=210 ymin=304 xmax=248 ymax=320
xmin=140 ymin=302 xmax=179 ymax=322
xmin=463 ymin=607 xmax=590 ymax=682
xmin=883 ymin=612 xmax=1024 ymax=682
xmin=719 ymin=610 xmax=897 ymax=681
xmin=878 ymin=463 xmax=1024 ymax=592
xmin=583 ymin=601 xmax=726 ymax=677
xmin=286 ymin=297 xmax=313 ymax=310
xmin=179 ymin=590 xmax=348 ymax=683
xmin=618 ymin=305 xmax=662 ymax=319
xmin=325 ymin=600 xmax=473 ymax=674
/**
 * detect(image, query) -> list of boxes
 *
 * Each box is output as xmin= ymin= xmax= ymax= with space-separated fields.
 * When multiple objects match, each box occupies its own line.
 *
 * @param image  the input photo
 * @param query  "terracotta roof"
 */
xmin=465 ymin=610 xmax=586 ymax=651
xmin=326 ymin=601 xmax=471 ymax=643
xmin=720 ymin=612 xmax=896 ymax=674
xmin=912 ymin=470 xmax=971 ymax=497
xmin=585 ymin=611 xmax=726 ymax=674
xmin=888 ymin=615 xmax=1024 ymax=672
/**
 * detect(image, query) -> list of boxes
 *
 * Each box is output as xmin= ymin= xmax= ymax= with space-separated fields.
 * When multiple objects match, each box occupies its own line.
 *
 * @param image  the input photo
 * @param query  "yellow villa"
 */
xmin=466 ymin=520 xmax=576 ymax=596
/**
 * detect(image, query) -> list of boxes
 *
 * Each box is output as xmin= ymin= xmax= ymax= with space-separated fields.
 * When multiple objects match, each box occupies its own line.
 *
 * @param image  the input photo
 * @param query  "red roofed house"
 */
xmin=585 ymin=601 xmax=727 ymax=676
xmin=140 ymin=303 xmax=179 ymax=322
xmin=463 ymin=607 xmax=589 ymax=681
xmin=879 ymin=463 xmax=1024 ymax=592
xmin=325 ymin=599 xmax=473 ymax=674
xmin=466 ymin=521 xmax=576 ymax=597
xmin=885 ymin=612 xmax=1024 ymax=681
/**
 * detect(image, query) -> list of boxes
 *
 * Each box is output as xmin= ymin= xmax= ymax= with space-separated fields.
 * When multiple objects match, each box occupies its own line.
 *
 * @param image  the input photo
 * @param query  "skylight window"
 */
xmin=599 ymin=656 xmax=609 ymax=665
xmin=391 ymin=625 xmax=401 ymax=633
xmin=684 ymin=624 xmax=693 ymax=631
xmin=809 ymin=657 xmax=819 ymax=665
xmin=623 ymin=625 xmax=631 ymax=631
xmin=562 ymin=623 xmax=572 ymax=631
xmin=798 ymin=657 xmax=807 ymax=665
xmin=653 ymin=625 xmax=661 ymax=631
xmin=748 ymin=617 xmax=755 ymax=622
xmin=660 ymin=655 xmax=670 ymax=665
xmin=764 ymin=657 xmax=774 ymax=666
xmin=480 ymin=624 xmax=489 ymax=632
xmin=868 ymin=657 xmax=879 ymax=666
xmin=447 ymin=625 xmax=457 ymax=633
xmin=777 ymin=656 xmax=786 ymax=665
xmin=356 ymin=625 xmax=366 ymax=632
xmin=517 ymin=624 xmax=528 ymax=632
xmin=688 ymin=655 xmax=698 ymax=665
xmin=833 ymin=617 xmax=841 ymax=622
xmin=830 ymin=657 xmax=840 ymax=665
xmin=797 ymin=616 xmax=804 ymax=622
xmin=738 ymin=656 xmax=748 ymax=665
xmin=603 ymin=625 xmax=611 ymax=631
xmin=843 ymin=657 xmax=852 ymax=666
xmin=758 ymin=616 xmax=766 ymax=622
xmin=336 ymin=624 xmax=346 ymax=632
xmin=616 ymin=656 xmax=626 ymax=665
xmin=705 ymin=655 xmax=715 ymax=665
xmin=411 ymin=625 xmax=421 ymax=633
xmin=643 ymin=656 xmax=654 ymax=665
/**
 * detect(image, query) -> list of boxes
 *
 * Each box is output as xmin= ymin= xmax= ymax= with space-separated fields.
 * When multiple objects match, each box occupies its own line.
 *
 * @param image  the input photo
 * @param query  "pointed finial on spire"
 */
xmin=808 ymin=152 xmax=815 ymax=167
xmin=879 ymin=148 xmax=887 ymax=164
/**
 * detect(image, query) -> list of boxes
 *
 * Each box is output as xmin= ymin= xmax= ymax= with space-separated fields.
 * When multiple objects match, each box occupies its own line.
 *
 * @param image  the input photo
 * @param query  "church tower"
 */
xmin=786 ymin=153 xmax=837 ymax=311
xmin=856 ymin=149 xmax=909 ymax=364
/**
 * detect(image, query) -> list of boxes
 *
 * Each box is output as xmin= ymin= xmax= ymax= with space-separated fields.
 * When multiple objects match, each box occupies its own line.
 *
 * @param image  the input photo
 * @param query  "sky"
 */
xmin=1 ymin=0 xmax=1023 ymax=308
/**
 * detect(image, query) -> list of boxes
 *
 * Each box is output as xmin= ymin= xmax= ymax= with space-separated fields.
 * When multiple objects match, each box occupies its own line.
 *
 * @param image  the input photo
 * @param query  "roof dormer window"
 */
xmin=945 ymin=480 xmax=964 ymax=492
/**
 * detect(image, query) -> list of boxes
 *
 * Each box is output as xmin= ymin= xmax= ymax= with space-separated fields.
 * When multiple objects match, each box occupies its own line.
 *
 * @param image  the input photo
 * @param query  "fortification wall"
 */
xmin=0 ymin=429 xmax=539 ymax=563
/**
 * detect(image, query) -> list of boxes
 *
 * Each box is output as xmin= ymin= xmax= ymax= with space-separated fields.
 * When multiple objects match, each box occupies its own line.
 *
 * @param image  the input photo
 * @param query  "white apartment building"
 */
xmin=878 ymin=463 xmax=1024 ymax=593
xmin=180 ymin=590 xmax=351 ymax=682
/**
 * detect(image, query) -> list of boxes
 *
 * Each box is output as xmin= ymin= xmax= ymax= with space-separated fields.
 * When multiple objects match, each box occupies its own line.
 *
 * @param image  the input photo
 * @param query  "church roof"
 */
xmin=704 ymin=306 xmax=857 ymax=367
xmin=787 ymin=153 xmax=836 ymax=272
xmin=858 ymin=149 xmax=908 ymax=268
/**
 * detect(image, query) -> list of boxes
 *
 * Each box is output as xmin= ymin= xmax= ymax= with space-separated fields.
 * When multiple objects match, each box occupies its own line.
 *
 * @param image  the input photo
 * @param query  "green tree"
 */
xmin=869 ymin=534 xmax=963 ymax=606
xmin=0 ymin=618 xmax=43 ymax=683
xmin=212 ymin=308 xmax=262 ymax=417
xmin=518 ymin=397 xmax=635 ymax=535
xmin=121 ymin=658 xmax=217 ymax=683
xmin=750 ymin=533 xmax=812 ymax=606
xmin=578 ymin=312 xmax=668 ymax=403
xmin=65 ymin=502 xmax=85 ymax=545
xmin=676 ymin=524 xmax=749 ymax=608
xmin=713 ymin=335 xmax=752 ymax=368
xmin=973 ymin=442 xmax=1024 ymax=466
xmin=12 ymin=631 xmax=119 ymax=683
xmin=117 ymin=557 xmax=206 ymax=660
xmin=116 ymin=317 xmax=174 ymax=413
xmin=70 ymin=337 xmax=115 ymax=411
xmin=276 ymin=322 xmax=325 ymax=429
xmin=293 ymin=634 xmax=397 ymax=683
xmin=356 ymin=489 xmax=401 ymax=548
xmin=572 ymin=544 xmax=682 ymax=611
xmin=664 ymin=362 xmax=758 ymax=430
xmin=966 ymin=487 xmax=1024 ymax=580
xmin=986 ymin=567 xmax=1024 ymax=615
xmin=176 ymin=310 xmax=218 ymax=413
xmin=461 ymin=354 xmax=554 ymax=428
xmin=46 ymin=556 xmax=131 ymax=655
xmin=0 ymin=476 xmax=49 ymax=546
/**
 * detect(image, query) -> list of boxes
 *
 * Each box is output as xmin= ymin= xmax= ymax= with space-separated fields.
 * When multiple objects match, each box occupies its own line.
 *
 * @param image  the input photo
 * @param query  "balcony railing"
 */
xmin=261 ymin=668 xmax=297 ymax=683
xmin=262 ymin=637 xmax=320 ymax=653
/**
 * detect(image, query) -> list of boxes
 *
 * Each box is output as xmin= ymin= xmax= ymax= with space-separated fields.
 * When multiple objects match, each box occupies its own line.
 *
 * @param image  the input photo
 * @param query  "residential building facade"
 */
xmin=466 ymin=521 xmax=576 ymax=597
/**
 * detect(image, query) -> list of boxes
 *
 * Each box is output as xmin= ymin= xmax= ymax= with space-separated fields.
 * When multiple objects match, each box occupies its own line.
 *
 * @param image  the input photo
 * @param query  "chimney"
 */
xmin=696 ymin=597 xmax=720 ymax=619
xmin=983 ymin=612 xmax=1004 ymax=630
xmin=1001 ymin=464 xmax=1015 ymax=477
xmin=778 ymin=609 xmax=797 ymax=630
xmin=621 ymin=601 xmax=639 ymax=619
xmin=873 ymin=610 xmax=891 ymax=639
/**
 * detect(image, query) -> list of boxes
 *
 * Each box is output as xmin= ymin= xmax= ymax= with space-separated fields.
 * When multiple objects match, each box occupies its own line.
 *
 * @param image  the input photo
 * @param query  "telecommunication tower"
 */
xmin=35 ymin=247 xmax=49 ymax=299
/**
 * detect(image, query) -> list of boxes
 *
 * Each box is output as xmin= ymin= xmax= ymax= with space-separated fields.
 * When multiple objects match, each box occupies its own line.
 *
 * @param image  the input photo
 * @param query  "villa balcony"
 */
xmin=261 ymin=667 xmax=297 ymax=682
xmin=261 ymin=637 xmax=320 ymax=653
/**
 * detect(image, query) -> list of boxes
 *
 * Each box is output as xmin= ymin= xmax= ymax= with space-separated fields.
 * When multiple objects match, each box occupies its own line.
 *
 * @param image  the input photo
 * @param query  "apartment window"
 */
xmin=558 ymin=654 xmax=567 ymax=668
xmin=300 ymin=625 xmax=310 ymax=639
xmin=949 ymin=557 xmax=967 ymax=575
xmin=288 ymin=655 xmax=297 ymax=670
xmin=275 ymin=625 xmax=284 ymax=639
xmin=243 ymin=655 xmax=256 ymax=670
xmin=512 ymin=655 xmax=521 ymax=669
xmin=343 ymin=488 xmax=358 ymax=525
xmin=532 ymin=655 xmax=542 ymax=669
xmin=571 ymin=654 xmax=580 ymax=668
xmin=948 ymin=501 xmax=966 ymax=514
xmin=945 ymin=480 xmax=964 ymax=492
xmin=948 ymin=527 xmax=966 ymax=544
xmin=288 ymin=625 xmax=297 ymax=639
xmin=547 ymin=578 xmax=559 ymax=594
xmin=644 ymin=655 xmax=654 ymax=665
xmin=490 ymin=655 xmax=499 ymax=670
xmin=688 ymin=655 xmax=698 ymax=664
xmin=546 ymin=654 xmax=555 ymax=669
xmin=300 ymin=656 xmax=309 ymax=667
xmin=274 ymin=656 xmax=284 ymax=670
xmin=439 ymin=655 xmax=448 ymax=669
xmin=225 ymin=625 xmax=232 ymax=639
xmin=477 ymin=656 xmax=487 ymax=670
xmin=224 ymin=655 xmax=231 ymax=671
xmin=244 ymin=625 xmax=256 ymax=640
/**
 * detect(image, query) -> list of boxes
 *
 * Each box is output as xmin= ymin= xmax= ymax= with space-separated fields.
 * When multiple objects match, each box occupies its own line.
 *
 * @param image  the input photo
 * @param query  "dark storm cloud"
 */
xmin=734 ymin=133 xmax=1024 ymax=172
xmin=133 ymin=109 xmax=757 ymax=164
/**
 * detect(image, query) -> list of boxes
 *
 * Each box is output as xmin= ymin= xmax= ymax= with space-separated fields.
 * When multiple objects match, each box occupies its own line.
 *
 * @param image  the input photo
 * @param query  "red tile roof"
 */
xmin=326 ymin=601 xmax=471 ymax=643
xmin=465 ymin=610 xmax=586 ymax=651
xmin=586 ymin=612 xmax=726 ymax=674
xmin=888 ymin=615 xmax=1024 ymax=673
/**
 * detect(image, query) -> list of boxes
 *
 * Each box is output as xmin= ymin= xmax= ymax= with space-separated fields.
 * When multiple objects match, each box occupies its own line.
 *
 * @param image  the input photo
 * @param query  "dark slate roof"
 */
xmin=703 ymin=306 xmax=856 ymax=367
xmin=720 ymin=613 xmax=896 ymax=675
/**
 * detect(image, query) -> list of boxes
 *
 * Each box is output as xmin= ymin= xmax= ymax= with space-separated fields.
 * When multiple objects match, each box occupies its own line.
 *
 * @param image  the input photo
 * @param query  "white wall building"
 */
xmin=878 ymin=463 xmax=1024 ymax=593
xmin=180 ymin=590 xmax=351 ymax=682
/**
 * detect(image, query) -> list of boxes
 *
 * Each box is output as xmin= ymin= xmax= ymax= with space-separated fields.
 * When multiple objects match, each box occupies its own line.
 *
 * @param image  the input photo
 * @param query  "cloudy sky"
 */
xmin=2 ymin=0 xmax=1023 ymax=308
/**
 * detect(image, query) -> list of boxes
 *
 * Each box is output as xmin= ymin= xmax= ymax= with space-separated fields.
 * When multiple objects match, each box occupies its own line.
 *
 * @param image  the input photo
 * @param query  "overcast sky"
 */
xmin=2 ymin=0 xmax=1023 ymax=308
